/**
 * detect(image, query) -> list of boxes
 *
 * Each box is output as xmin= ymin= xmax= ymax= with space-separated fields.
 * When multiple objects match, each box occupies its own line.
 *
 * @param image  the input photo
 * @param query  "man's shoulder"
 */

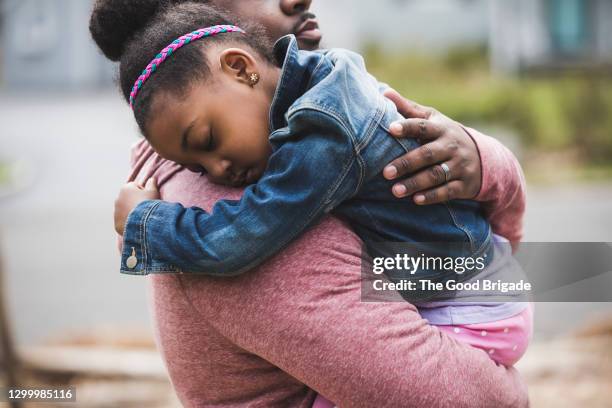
xmin=128 ymin=137 xmax=182 ymax=188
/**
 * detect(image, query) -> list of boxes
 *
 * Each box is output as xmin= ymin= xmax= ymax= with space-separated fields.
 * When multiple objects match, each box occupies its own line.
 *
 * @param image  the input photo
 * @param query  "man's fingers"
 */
xmin=384 ymin=88 xmax=430 ymax=119
xmin=413 ymin=180 xmax=464 ymax=205
xmin=391 ymin=162 xmax=457 ymax=197
xmin=389 ymin=118 xmax=444 ymax=141
xmin=384 ymin=142 xmax=451 ymax=180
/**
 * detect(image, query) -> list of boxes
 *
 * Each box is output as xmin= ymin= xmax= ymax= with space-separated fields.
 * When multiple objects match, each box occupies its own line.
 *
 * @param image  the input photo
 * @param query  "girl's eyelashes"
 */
xmin=205 ymin=126 xmax=215 ymax=152
xmin=184 ymin=164 xmax=207 ymax=174
xmin=194 ymin=129 xmax=214 ymax=152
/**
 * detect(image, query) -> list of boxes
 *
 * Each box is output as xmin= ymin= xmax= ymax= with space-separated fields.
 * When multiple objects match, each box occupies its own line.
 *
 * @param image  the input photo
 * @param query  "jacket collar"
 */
xmin=269 ymin=35 xmax=319 ymax=131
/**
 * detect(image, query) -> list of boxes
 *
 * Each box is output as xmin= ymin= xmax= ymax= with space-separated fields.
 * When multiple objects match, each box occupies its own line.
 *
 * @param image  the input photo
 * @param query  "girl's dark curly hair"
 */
xmin=89 ymin=0 xmax=273 ymax=135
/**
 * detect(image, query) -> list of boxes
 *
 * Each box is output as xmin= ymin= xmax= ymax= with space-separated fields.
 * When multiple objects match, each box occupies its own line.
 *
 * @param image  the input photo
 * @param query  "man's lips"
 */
xmin=295 ymin=19 xmax=322 ymax=43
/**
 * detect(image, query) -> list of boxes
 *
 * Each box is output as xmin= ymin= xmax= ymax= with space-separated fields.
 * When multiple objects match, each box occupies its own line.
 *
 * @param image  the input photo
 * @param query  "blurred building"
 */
xmin=2 ymin=0 xmax=610 ymax=88
xmin=313 ymin=0 xmax=490 ymax=53
xmin=0 ymin=0 xmax=493 ymax=90
xmin=0 ymin=0 xmax=114 ymax=90
xmin=316 ymin=0 xmax=612 ymax=74
xmin=490 ymin=0 xmax=612 ymax=73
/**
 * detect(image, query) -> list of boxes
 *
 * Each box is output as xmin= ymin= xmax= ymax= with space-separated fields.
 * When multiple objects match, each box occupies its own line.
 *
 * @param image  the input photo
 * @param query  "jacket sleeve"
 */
xmin=465 ymin=126 xmax=527 ymax=251
xmin=120 ymin=109 xmax=362 ymax=276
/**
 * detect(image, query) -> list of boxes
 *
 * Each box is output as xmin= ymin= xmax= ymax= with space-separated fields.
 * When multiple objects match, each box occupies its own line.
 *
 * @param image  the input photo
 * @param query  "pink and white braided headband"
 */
xmin=129 ymin=25 xmax=245 ymax=109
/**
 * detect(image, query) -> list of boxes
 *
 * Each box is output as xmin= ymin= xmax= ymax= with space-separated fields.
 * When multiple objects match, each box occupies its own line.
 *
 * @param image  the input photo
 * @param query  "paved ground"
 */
xmin=1 ymin=92 xmax=611 ymax=345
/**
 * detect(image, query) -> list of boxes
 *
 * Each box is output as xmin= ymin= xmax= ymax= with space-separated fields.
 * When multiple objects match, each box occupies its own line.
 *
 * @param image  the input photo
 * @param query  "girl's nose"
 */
xmin=208 ymin=159 xmax=232 ymax=180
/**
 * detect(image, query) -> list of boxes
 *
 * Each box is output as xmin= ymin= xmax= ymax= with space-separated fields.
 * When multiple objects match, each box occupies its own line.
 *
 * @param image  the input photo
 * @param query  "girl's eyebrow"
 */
xmin=181 ymin=121 xmax=196 ymax=152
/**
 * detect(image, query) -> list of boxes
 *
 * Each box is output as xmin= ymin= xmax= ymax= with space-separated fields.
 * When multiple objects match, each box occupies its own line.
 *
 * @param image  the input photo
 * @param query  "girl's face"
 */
xmin=146 ymin=46 xmax=281 ymax=188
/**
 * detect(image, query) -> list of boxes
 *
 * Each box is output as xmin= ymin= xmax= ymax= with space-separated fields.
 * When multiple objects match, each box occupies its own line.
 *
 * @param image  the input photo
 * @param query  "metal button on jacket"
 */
xmin=126 ymin=247 xmax=138 ymax=269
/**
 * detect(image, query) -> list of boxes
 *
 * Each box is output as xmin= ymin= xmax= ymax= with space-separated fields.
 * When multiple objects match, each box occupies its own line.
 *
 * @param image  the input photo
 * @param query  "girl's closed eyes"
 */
xmin=142 ymin=43 xmax=276 ymax=188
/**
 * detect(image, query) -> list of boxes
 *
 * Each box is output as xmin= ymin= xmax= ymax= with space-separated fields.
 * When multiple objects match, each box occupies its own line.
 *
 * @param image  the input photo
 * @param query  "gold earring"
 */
xmin=249 ymin=72 xmax=260 ymax=86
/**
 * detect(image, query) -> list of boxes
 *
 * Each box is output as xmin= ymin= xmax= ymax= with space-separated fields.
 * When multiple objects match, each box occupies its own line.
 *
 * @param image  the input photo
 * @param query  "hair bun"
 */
xmin=90 ymin=0 xmax=207 ymax=61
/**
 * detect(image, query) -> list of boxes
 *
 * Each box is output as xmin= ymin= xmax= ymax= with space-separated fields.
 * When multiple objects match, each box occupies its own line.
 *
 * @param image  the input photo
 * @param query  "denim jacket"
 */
xmin=121 ymin=35 xmax=491 ymax=279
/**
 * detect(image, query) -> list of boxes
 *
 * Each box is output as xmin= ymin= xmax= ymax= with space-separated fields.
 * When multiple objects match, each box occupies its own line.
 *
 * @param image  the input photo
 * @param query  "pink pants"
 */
xmin=313 ymin=305 xmax=533 ymax=408
xmin=437 ymin=304 xmax=534 ymax=367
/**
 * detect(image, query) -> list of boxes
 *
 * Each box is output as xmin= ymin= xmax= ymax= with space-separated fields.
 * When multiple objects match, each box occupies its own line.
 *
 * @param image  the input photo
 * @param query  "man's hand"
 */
xmin=383 ymin=89 xmax=482 ymax=205
xmin=114 ymin=178 xmax=160 ymax=235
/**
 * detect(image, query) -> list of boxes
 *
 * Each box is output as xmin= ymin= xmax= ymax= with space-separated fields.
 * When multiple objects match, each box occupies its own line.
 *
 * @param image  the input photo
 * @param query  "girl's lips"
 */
xmin=245 ymin=168 xmax=260 ymax=184
xmin=229 ymin=168 xmax=258 ymax=187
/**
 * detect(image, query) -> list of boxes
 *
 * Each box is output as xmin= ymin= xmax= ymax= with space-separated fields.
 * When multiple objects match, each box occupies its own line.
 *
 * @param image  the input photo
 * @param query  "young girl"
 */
xmin=114 ymin=2 xmax=531 ymax=375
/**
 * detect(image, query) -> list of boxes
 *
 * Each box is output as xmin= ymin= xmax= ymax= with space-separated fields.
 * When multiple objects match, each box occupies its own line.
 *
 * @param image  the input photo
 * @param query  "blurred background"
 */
xmin=0 ymin=0 xmax=610 ymax=406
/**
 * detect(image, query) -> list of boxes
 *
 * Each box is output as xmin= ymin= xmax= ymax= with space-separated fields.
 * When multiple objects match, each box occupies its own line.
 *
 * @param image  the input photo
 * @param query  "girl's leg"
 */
xmin=437 ymin=304 xmax=534 ymax=367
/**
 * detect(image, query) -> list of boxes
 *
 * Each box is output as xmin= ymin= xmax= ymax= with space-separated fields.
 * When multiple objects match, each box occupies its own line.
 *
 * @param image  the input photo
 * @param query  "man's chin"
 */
xmin=296 ymin=36 xmax=321 ymax=51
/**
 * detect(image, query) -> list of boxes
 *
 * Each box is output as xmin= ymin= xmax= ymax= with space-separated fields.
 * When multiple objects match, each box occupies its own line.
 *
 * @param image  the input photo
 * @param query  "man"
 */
xmin=91 ymin=0 xmax=527 ymax=406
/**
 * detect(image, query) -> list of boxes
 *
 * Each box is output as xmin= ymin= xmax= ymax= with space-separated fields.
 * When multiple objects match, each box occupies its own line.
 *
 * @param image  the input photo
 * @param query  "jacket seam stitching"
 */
xmin=287 ymin=106 xmax=364 ymax=194
xmin=141 ymin=201 xmax=162 ymax=272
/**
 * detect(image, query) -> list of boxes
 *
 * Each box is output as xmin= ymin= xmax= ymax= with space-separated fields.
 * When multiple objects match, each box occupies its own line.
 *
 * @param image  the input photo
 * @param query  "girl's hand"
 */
xmin=382 ymin=89 xmax=482 ymax=205
xmin=114 ymin=178 xmax=159 ymax=235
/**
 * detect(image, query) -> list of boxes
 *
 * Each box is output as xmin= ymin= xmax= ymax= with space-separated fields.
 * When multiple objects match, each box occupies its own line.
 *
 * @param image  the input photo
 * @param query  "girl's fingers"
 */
xmin=145 ymin=177 xmax=158 ymax=191
xmin=123 ymin=180 xmax=143 ymax=189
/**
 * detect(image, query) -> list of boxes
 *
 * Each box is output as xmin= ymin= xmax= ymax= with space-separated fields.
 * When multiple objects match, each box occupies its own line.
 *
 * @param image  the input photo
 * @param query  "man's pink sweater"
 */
xmin=128 ymin=128 xmax=528 ymax=407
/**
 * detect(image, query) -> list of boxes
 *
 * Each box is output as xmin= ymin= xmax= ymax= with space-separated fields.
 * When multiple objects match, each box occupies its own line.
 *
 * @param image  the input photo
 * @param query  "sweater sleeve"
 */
xmin=466 ymin=126 xmax=527 ymax=251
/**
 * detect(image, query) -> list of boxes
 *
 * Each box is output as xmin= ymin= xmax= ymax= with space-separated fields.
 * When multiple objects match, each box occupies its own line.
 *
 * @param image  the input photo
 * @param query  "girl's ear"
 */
xmin=219 ymin=48 xmax=257 ymax=86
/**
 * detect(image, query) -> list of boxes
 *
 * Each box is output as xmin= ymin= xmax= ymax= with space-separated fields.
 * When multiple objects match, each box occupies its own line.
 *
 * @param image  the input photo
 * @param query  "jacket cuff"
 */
xmin=120 ymin=200 xmax=162 ymax=275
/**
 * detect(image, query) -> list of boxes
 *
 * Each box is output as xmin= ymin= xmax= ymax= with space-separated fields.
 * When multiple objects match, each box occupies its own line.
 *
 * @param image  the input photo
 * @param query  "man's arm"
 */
xmin=466 ymin=126 xmax=526 ymax=250
xmin=382 ymin=90 xmax=526 ymax=248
